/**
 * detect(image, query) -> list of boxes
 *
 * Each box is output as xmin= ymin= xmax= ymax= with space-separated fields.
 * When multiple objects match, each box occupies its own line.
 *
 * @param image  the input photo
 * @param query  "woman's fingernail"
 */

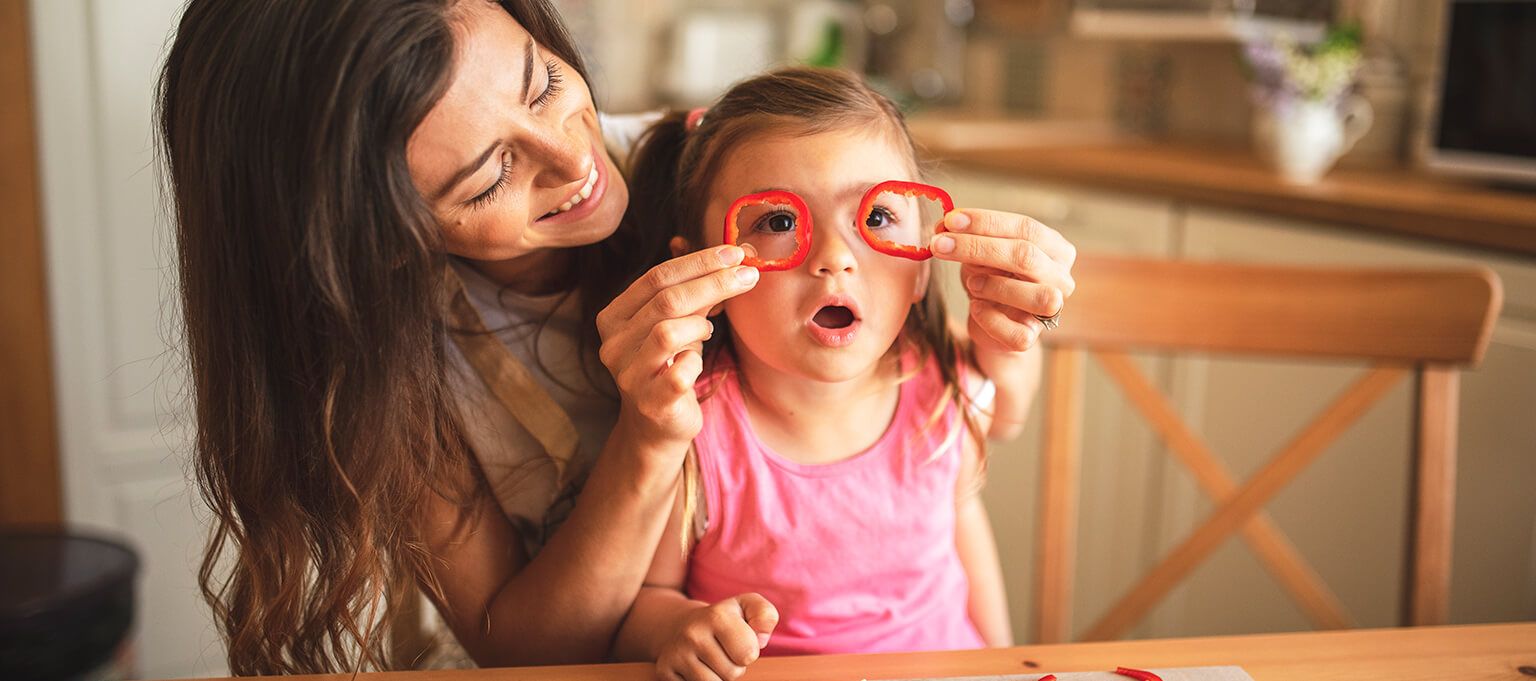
xmin=932 ymin=235 xmax=956 ymax=254
xmin=719 ymin=246 xmax=745 ymax=267
xmin=740 ymin=243 xmax=759 ymax=260
xmin=735 ymin=267 xmax=759 ymax=287
xmin=757 ymin=633 xmax=772 ymax=649
xmin=967 ymin=275 xmax=984 ymax=292
xmin=945 ymin=211 xmax=971 ymax=231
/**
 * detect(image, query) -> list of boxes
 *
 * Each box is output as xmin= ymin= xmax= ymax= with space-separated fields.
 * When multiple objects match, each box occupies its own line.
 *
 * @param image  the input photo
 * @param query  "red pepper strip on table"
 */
xmin=854 ymin=180 xmax=954 ymax=261
xmin=723 ymin=189 xmax=812 ymax=272
xmin=1113 ymin=667 xmax=1163 ymax=681
xmin=1038 ymin=675 xmax=1057 ymax=681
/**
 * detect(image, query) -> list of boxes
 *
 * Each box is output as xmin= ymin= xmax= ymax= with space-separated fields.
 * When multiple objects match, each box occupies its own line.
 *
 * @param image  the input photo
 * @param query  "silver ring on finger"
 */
xmin=1034 ymin=309 xmax=1061 ymax=331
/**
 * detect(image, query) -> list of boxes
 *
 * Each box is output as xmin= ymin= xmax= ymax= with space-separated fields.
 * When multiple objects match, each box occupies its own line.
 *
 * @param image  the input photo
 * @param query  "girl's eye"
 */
xmin=533 ymin=58 xmax=564 ymax=110
xmin=752 ymin=210 xmax=798 ymax=234
xmin=865 ymin=206 xmax=897 ymax=229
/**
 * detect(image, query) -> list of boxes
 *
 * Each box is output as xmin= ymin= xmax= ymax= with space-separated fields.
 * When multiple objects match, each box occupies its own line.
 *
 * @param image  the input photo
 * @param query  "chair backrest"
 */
xmin=1033 ymin=255 xmax=1502 ymax=644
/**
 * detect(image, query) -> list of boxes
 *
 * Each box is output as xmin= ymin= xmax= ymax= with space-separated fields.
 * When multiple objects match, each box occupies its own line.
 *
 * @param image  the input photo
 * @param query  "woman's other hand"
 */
xmin=597 ymin=245 xmax=759 ymax=447
xmin=932 ymin=209 xmax=1077 ymax=355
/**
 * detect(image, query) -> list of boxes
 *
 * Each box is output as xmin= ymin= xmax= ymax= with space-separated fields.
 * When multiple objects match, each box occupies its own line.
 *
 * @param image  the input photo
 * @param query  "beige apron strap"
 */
xmin=444 ymin=268 xmax=580 ymax=485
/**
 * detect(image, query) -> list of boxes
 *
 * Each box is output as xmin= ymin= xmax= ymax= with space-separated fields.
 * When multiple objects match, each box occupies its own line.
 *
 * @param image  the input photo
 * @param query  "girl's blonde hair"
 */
xmin=626 ymin=67 xmax=988 ymax=553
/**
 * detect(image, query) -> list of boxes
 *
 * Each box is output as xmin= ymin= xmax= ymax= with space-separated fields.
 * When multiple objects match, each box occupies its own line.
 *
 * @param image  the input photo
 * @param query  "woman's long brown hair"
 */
xmin=626 ymin=67 xmax=988 ymax=553
xmin=156 ymin=0 xmax=620 ymax=673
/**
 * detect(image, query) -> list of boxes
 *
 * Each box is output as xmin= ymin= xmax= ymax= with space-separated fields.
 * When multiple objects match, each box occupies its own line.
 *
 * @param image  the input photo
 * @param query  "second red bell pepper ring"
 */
xmin=855 ymin=180 xmax=955 ymax=261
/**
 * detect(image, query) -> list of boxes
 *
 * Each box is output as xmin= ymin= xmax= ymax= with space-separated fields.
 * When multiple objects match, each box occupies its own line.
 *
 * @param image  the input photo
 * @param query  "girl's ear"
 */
xmin=911 ymin=260 xmax=932 ymax=305
xmin=669 ymin=236 xmax=693 ymax=258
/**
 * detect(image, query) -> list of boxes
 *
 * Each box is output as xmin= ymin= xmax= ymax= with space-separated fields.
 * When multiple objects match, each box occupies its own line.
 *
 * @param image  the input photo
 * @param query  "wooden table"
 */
xmin=186 ymin=623 xmax=1535 ymax=680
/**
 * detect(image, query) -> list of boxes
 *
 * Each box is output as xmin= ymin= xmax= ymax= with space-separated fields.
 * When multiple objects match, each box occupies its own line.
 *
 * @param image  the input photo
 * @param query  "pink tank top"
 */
xmin=685 ymin=353 xmax=984 ymax=656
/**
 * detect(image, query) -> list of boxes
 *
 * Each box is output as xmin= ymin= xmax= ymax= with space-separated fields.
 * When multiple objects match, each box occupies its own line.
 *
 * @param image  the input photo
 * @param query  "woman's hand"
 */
xmin=931 ymin=209 xmax=1077 ymax=355
xmin=597 ymin=245 xmax=759 ymax=447
xmin=654 ymin=594 xmax=779 ymax=681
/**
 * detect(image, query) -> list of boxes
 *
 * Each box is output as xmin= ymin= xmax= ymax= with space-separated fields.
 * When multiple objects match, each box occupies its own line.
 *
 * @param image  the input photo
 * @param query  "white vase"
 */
xmin=1253 ymin=95 xmax=1374 ymax=185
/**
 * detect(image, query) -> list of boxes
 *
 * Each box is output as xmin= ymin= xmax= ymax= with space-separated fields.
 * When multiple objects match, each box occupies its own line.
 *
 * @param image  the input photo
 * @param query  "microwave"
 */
xmin=1421 ymin=0 xmax=1536 ymax=185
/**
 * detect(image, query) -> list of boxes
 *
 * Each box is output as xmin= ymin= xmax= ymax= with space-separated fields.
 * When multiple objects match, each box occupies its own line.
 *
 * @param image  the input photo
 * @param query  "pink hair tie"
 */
xmin=686 ymin=107 xmax=708 ymax=132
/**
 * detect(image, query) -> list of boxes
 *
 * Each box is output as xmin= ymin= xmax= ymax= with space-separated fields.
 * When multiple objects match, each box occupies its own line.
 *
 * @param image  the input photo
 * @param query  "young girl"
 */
xmin=612 ymin=67 xmax=1053 ymax=680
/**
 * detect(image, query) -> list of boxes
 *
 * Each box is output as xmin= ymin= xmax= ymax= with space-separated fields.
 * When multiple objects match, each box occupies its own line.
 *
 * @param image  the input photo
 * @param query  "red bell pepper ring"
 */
xmin=1113 ymin=667 xmax=1163 ymax=681
xmin=1038 ymin=675 xmax=1057 ymax=681
xmin=723 ymin=190 xmax=812 ymax=272
xmin=855 ymin=180 xmax=955 ymax=261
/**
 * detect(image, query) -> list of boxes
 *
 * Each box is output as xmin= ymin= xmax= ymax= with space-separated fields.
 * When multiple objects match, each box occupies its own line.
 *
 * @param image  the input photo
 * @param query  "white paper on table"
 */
xmin=884 ymin=666 xmax=1253 ymax=681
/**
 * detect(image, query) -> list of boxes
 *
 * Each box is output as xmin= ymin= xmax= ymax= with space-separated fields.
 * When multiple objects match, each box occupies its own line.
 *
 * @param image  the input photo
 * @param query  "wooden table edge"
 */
xmin=171 ymin=622 xmax=1536 ymax=681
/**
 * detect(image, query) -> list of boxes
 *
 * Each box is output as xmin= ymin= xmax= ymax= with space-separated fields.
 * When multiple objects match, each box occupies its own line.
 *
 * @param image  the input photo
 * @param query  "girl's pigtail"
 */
xmin=624 ymin=111 xmax=705 ymax=557
xmin=625 ymin=111 xmax=692 ymax=255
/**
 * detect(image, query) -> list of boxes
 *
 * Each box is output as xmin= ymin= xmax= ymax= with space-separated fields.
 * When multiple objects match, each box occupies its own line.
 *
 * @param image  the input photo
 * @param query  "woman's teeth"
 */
xmin=545 ymin=166 xmax=599 ymax=217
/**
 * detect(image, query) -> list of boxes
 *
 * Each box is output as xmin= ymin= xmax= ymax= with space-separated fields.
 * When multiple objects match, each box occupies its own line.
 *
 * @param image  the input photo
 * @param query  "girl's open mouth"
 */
xmin=812 ymin=305 xmax=856 ymax=329
xmin=805 ymin=297 xmax=861 ymax=348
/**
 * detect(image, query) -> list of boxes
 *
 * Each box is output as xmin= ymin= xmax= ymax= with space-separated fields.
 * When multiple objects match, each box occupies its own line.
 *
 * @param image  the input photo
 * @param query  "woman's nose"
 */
xmin=810 ymin=226 xmax=858 ymax=277
xmin=527 ymin=121 xmax=590 ymax=189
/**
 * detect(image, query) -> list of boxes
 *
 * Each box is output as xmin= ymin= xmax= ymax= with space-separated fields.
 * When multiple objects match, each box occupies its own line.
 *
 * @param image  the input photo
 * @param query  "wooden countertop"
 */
xmin=179 ymin=623 xmax=1536 ymax=680
xmin=918 ymin=139 xmax=1536 ymax=257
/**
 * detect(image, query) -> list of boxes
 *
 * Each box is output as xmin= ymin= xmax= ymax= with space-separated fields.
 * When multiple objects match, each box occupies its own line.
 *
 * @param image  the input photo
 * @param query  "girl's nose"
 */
xmin=810 ymin=226 xmax=858 ymax=277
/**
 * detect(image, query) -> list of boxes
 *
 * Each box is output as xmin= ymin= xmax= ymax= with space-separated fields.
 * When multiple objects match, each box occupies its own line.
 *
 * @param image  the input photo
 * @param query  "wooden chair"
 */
xmin=1033 ymin=255 xmax=1502 ymax=643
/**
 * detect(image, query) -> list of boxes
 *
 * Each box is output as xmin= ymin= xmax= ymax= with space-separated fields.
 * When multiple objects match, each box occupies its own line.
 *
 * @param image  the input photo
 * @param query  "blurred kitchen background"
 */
xmin=3 ymin=0 xmax=1533 ymax=678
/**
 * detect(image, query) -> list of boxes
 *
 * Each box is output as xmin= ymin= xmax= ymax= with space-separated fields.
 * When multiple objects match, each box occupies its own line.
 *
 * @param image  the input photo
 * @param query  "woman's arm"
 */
xmin=939 ymin=208 xmax=1075 ymax=443
xmin=952 ymin=315 xmax=1041 ymax=442
xmin=419 ymin=418 xmax=686 ymax=667
xmin=421 ymin=246 xmax=760 ymax=667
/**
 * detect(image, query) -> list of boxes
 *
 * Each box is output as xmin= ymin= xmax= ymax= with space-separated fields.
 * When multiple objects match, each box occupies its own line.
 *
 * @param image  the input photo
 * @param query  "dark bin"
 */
xmin=0 ymin=530 xmax=139 ymax=681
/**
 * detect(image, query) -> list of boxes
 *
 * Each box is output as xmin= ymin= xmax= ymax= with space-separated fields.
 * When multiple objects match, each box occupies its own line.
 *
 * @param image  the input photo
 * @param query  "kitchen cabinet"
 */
xmin=937 ymin=168 xmax=1536 ymax=640
xmin=938 ymin=169 xmax=1187 ymax=640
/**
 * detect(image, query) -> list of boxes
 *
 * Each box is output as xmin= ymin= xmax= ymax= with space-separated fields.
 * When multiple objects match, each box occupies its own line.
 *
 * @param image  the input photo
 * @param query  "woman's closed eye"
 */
xmin=466 ymin=58 xmax=565 ymax=209
xmin=533 ymin=58 xmax=563 ymax=110
xmin=469 ymin=152 xmax=513 ymax=209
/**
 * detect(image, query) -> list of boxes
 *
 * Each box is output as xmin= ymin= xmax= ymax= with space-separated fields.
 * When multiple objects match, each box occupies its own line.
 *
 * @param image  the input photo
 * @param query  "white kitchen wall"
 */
xmin=28 ymin=0 xmax=225 ymax=677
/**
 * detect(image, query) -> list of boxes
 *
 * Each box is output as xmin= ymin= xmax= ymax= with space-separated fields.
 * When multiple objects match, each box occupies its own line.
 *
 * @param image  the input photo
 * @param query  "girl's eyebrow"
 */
xmin=745 ymin=183 xmax=879 ymax=201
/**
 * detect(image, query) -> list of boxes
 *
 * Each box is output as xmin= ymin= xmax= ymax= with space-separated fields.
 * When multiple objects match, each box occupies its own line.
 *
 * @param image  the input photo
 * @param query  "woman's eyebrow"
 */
xmin=432 ymin=37 xmax=538 ymax=202
xmin=520 ymin=35 xmax=536 ymax=106
xmin=436 ymin=143 xmax=498 ymax=202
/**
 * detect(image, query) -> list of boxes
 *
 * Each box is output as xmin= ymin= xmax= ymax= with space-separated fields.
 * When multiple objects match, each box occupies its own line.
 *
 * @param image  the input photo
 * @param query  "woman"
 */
xmin=157 ymin=0 xmax=1076 ymax=674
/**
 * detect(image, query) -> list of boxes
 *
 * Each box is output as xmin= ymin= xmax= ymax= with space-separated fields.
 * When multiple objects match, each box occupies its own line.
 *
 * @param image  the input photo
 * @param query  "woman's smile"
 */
xmin=536 ymin=141 xmax=608 ymax=223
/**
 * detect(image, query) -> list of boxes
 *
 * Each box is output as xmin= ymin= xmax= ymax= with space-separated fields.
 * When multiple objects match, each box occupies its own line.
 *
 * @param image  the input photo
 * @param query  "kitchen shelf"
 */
xmin=1070 ymin=8 xmax=1325 ymax=43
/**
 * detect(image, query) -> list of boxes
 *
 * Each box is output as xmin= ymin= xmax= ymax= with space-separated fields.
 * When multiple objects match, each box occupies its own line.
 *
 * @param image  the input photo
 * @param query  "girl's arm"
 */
xmin=612 ymin=482 xmax=702 ymax=661
xmin=955 ymin=429 xmax=1014 ymax=647
xmin=613 ymin=479 xmax=779 ymax=681
xmin=420 ymin=246 xmax=760 ymax=667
